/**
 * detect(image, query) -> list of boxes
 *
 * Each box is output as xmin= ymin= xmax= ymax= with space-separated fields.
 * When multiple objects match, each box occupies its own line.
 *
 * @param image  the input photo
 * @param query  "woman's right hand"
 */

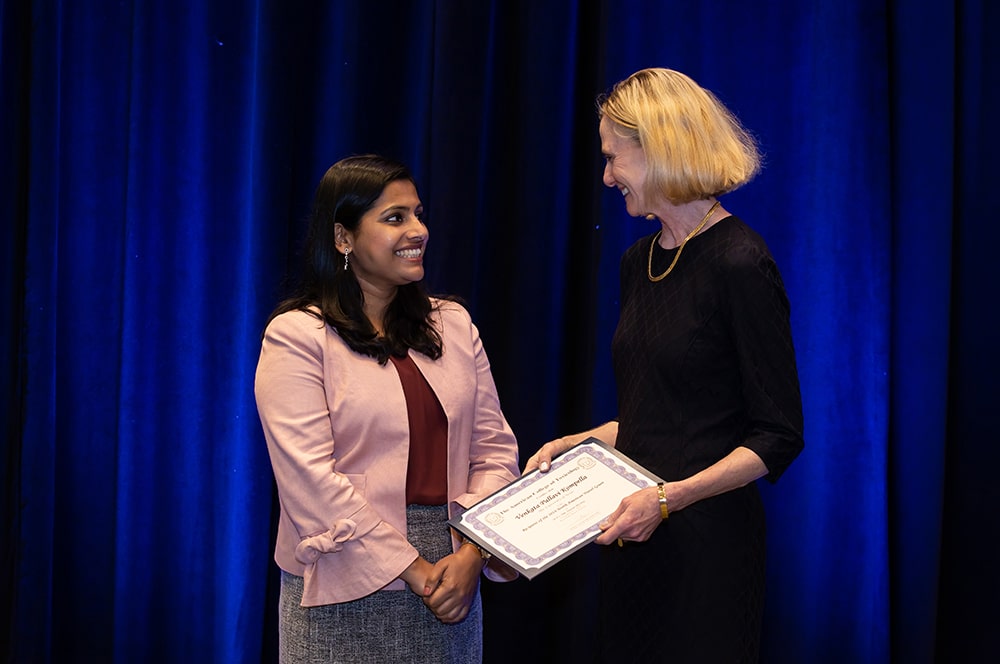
xmin=523 ymin=422 xmax=620 ymax=475
xmin=399 ymin=556 xmax=434 ymax=596
xmin=523 ymin=437 xmax=573 ymax=474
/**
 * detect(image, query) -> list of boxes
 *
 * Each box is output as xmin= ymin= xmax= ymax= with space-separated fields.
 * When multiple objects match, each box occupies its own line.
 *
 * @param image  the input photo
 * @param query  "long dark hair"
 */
xmin=267 ymin=155 xmax=443 ymax=364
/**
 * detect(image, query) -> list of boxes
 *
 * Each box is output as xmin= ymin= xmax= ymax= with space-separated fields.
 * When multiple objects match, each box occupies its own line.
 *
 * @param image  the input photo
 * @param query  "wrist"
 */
xmin=656 ymin=482 xmax=669 ymax=520
xmin=400 ymin=556 xmax=426 ymax=588
xmin=460 ymin=538 xmax=491 ymax=569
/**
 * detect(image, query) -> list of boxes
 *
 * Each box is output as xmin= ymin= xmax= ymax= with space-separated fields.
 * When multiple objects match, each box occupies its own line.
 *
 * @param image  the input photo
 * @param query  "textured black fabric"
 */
xmin=600 ymin=216 xmax=803 ymax=663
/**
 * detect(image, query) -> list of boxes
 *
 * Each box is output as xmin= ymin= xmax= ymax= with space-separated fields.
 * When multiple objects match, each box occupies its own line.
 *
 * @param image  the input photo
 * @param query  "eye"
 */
xmin=385 ymin=213 xmax=404 ymax=223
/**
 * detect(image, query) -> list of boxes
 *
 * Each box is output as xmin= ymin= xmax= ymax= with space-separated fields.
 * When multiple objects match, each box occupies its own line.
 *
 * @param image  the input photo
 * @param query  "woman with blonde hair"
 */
xmin=527 ymin=68 xmax=804 ymax=662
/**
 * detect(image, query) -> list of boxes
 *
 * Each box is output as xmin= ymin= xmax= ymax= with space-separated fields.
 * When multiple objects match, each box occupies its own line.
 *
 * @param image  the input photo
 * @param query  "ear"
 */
xmin=333 ymin=223 xmax=352 ymax=254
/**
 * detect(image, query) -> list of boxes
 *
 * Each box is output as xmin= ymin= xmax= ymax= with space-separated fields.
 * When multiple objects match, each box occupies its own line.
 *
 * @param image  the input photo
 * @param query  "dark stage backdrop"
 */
xmin=3 ymin=1 xmax=997 ymax=662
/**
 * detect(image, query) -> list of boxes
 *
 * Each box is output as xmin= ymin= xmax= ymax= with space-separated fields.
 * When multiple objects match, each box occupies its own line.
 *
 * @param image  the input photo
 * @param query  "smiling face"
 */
xmin=599 ymin=115 xmax=651 ymax=217
xmin=336 ymin=179 xmax=428 ymax=296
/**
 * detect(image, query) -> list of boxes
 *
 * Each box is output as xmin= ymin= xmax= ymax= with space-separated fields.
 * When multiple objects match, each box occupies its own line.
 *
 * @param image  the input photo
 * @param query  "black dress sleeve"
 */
xmin=720 ymin=238 xmax=804 ymax=482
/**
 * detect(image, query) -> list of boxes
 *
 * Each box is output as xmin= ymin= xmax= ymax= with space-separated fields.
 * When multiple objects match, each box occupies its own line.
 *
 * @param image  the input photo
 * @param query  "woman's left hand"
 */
xmin=594 ymin=485 xmax=664 ymax=546
xmin=422 ymin=544 xmax=484 ymax=624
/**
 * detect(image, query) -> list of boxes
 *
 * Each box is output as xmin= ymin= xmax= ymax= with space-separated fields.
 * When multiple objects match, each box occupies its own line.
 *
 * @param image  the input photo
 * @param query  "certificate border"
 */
xmin=448 ymin=437 xmax=662 ymax=579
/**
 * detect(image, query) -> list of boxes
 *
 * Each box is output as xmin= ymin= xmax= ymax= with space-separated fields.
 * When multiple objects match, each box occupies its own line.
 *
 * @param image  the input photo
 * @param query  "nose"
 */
xmin=602 ymin=162 xmax=615 ymax=188
xmin=406 ymin=216 xmax=428 ymax=241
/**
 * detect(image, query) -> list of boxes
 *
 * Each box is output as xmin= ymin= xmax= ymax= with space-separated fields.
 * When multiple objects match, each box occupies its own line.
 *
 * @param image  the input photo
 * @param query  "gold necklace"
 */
xmin=647 ymin=200 xmax=720 ymax=282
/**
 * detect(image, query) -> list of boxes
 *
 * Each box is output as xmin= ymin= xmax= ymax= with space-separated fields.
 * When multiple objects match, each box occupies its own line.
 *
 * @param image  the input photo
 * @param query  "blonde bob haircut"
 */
xmin=598 ymin=68 xmax=761 ymax=205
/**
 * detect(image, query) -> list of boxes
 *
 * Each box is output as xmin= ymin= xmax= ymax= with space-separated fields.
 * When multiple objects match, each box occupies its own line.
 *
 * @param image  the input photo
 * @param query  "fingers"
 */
xmin=423 ymin=579 xmax=472 ymax=624
xmin=425 ymin=593 xmax=470 ymax=623
xmin=524 ymin=456 xmax=551 ymax=474
xmin=524 ymin=442 xmax=561 ymax=474
xmin=422 ymin=553 xmax=481 ymax=624
xmin=594 ymin=521 xmax=622 ymax=546
xmin=423 ymin=563 xmax=444 ymax=596
xmin=593 ymin=506 xmax=624 ymax=545
xmin=594 ymin=488 xmax=663 ymax=545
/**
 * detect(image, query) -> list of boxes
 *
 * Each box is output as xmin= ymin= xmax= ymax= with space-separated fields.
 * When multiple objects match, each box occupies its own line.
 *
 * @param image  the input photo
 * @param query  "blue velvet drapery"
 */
xmin=3 ymin=1 xmax=997 ymax=662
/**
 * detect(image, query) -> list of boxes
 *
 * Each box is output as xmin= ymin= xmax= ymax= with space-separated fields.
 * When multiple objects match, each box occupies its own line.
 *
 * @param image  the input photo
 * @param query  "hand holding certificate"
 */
xmin=449 ymin=438 xmax=662 ymax=579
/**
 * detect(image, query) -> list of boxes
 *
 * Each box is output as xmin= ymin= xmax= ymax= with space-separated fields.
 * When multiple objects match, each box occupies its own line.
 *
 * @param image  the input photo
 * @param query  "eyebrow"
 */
xmin=379 ymin=203 xmax=421 ymax=216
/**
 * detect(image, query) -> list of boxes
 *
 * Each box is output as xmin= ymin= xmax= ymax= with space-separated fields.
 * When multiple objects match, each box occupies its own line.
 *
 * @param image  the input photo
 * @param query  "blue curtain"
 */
xmin=3 ymin=1 xmax=996 ymax=662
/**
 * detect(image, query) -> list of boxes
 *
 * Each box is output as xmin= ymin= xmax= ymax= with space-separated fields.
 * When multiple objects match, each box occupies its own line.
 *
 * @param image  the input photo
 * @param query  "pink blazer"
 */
xmin=255 ymin=301 xmax=519 ymax=606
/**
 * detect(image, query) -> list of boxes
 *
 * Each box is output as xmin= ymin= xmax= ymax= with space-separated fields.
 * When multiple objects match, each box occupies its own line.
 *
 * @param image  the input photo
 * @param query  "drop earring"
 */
xmin=343 ymin=248 xmax=351 ymax=270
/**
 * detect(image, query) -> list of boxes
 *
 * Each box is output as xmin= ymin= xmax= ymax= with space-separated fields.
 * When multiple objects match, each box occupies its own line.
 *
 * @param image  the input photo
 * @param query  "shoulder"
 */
xmin=263 ymin=308 xmax=329 ymax=344
xmin=706 ymin=216 xmax=776 ymax=272
xmin=619 ymin=233 xmax=656 ymax=280
xmin=706 ymin=217 xmax=790 ymax=307
xmin=427 ymin=298 xmax=483 ymax=356
xmin=430 ymin=297 xmax=474 ymax=328
xmin=622 ymin=234 xmax=655 ymax=262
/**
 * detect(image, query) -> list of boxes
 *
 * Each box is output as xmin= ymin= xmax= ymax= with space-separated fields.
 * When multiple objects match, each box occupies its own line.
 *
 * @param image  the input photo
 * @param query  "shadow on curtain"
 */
xmin=2 ymin=1 xmax=997 ymax=662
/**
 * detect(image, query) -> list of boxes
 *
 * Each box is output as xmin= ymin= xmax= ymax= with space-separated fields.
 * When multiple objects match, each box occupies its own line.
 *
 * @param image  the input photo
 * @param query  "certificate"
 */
xmin=448 ymin=437 xmax=662 ymax=579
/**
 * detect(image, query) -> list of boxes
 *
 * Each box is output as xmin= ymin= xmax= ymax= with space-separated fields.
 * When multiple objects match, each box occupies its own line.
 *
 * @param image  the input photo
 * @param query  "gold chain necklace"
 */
xmin=647 ymin=200 xmax=720 ymax=282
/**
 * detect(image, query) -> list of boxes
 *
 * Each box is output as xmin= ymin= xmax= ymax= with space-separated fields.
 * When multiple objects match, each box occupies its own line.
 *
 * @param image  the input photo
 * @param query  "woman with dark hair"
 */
xmin=256 ymin=155 xmax=519 ymax=662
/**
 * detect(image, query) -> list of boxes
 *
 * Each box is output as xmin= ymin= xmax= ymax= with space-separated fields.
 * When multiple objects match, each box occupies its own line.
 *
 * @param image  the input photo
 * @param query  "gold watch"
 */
xmin=461 ymin=537 xmax=492 ymax=561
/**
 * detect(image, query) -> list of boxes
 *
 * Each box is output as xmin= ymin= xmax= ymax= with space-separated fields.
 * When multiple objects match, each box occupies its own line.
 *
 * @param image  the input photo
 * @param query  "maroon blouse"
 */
xmin=388 ymin=354 xmax=449 ymax=505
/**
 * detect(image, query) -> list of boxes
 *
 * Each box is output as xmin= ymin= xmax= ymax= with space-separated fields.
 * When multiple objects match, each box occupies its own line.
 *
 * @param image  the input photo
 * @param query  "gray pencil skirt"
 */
xmin=278 ymin=504 xmax=483 ymax=663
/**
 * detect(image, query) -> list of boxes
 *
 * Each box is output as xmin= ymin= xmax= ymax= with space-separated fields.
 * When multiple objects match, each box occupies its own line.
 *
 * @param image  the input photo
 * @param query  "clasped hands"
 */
xmin=400 ymin=544 xmax=485 ymax=624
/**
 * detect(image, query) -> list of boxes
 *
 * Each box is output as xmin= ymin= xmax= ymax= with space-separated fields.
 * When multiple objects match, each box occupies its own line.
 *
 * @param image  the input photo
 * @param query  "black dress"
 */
xmin=599 ymin=216 xmax=804 ymax=663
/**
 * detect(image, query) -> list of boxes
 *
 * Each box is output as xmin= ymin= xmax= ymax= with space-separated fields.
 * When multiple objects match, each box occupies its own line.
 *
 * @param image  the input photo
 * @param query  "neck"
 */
xmin=358 ymin=283 xmax=397 ymax=335
xmin=653 ymin=199 xmax=722 ymax=248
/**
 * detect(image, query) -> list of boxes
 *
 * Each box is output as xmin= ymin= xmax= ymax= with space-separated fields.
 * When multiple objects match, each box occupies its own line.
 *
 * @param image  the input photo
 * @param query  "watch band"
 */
xmin=461 ymin=537 xmax=492 ymax=561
